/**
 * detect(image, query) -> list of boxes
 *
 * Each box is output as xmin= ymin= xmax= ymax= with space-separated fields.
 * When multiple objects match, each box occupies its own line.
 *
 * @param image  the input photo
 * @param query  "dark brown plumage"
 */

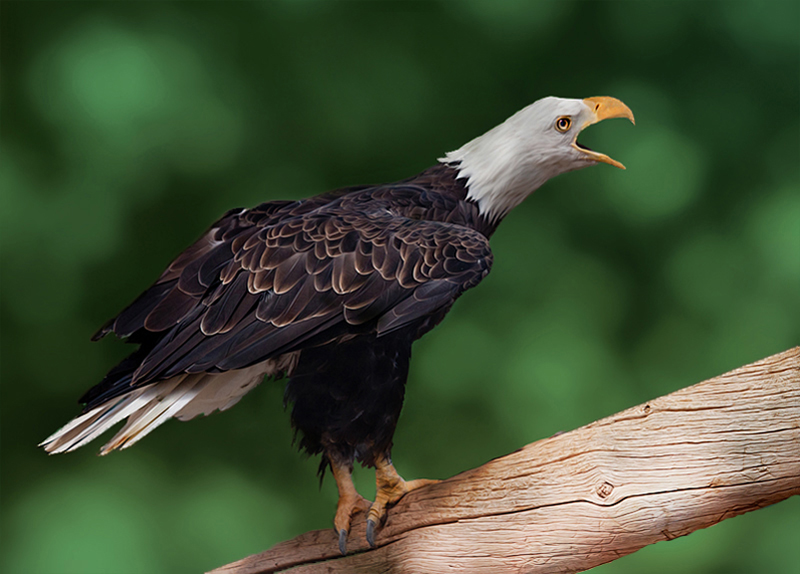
xmin=83 ymin=164 xmax=491 ymax=406
xmin=42 ymin=96 xmax=633 ymax=552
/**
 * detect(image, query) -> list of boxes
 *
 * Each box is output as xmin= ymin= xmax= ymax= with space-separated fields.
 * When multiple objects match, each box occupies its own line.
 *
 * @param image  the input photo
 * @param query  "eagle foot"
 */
xmin=334 ymin=491 xmax=370 ymax=554
xmin=365 ymin=457 xmax=440 ymax=547
xmin=331 ymin=462 xmax=371 ymax=555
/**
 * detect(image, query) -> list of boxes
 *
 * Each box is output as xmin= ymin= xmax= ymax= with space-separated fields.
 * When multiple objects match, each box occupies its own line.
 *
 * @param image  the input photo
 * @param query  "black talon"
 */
xmin=366 ymin=519 xmax=376 ymax=548
xmin=338 ymin=528 xmax=348 ymax=555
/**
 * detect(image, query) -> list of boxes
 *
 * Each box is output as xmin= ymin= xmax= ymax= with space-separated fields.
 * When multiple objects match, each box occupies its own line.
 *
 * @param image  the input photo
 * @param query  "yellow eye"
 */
xmin=555 ymin=116 xmax=572 ymax=133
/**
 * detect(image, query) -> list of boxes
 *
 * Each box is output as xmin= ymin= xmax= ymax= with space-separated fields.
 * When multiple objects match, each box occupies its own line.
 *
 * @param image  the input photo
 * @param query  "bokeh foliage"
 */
xmin=1 ymin=1 xmax=798 ymax=572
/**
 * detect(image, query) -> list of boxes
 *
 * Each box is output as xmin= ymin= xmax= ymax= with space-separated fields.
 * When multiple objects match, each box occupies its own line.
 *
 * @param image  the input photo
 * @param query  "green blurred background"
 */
xmin=1 ymin=1 xmax=798 ymax=572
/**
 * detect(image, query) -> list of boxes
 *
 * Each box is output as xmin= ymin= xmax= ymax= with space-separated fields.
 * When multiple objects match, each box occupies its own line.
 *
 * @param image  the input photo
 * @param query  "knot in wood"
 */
xmin=596 ymin=481 xmax=614 ymax=498
xmin=643 ymin=404 xmax=652 ymax=415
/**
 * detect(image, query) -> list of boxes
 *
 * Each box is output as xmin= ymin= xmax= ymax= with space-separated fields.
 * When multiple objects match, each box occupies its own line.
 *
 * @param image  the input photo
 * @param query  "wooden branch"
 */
xmin=211 ymin=347 xmax=800 ymax=574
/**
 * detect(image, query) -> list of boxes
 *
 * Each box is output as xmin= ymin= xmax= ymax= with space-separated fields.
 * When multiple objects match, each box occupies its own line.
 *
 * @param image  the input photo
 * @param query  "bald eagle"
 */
xmin=42 ymin=96 xmax=634 ymax=553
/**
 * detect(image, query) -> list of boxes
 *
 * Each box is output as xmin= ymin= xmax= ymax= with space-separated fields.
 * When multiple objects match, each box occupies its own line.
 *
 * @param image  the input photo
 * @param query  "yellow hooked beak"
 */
xmin=573 ymin=96 xmax=635 ymax=169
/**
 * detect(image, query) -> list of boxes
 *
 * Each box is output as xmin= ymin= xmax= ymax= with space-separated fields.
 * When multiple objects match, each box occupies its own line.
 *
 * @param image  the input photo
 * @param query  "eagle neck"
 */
xmin=406 ymin=163 xmax=501 ymax=238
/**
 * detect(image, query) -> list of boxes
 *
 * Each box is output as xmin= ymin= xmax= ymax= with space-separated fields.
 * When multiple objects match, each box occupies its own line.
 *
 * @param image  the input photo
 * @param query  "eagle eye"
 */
xmin=555 ymin=116 xmax=572 ymax=133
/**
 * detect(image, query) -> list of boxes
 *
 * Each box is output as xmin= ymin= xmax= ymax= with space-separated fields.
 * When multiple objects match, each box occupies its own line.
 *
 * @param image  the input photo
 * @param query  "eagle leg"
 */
xmin=365 ymin=455 xmax=440 ymax=547
xmin=330 ymin=460 xmax=371 ymax=555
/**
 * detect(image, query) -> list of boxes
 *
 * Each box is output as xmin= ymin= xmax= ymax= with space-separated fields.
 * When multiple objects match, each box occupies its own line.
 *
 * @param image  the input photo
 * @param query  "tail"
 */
xmin=40 ymin=365 xmax=267 ymax=455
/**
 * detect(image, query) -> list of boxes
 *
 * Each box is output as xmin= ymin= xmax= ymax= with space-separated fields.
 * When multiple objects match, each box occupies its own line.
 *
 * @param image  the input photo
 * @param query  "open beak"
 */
xmin=573 ymin=96 xmax=635 ymax=169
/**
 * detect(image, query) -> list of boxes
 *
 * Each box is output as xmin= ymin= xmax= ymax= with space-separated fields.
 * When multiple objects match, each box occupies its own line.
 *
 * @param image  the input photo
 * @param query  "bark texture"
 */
xmin=211 ymin=347 xmax=800 ymax=574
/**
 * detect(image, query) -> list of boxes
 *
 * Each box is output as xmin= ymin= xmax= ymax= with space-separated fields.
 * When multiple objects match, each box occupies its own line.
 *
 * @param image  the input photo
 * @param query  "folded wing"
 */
xmin=85 ymin=186 xmax=493 ymax=411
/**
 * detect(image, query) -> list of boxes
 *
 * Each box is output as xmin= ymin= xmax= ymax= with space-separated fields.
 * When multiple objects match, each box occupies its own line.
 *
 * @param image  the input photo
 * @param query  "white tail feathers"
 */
xmin=98 ymin=375 xmax=204 ymax=454
xmin=40 ymin=364 xmax=269 ymax=455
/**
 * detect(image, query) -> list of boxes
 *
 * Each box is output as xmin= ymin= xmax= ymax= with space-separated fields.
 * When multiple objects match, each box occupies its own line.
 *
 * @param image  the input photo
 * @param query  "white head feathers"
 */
xmin=440 ymin=96 xmax=634 ymax=222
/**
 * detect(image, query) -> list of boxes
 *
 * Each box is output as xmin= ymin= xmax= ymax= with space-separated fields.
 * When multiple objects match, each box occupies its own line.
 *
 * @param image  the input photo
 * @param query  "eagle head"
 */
xmin=441 ymin=96 xmax=635 ymax=222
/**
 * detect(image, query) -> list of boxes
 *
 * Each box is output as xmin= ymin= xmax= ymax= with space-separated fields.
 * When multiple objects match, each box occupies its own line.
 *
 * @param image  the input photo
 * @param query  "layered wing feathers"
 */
xmin=91 ymin=182 xmax=493 ymax=407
